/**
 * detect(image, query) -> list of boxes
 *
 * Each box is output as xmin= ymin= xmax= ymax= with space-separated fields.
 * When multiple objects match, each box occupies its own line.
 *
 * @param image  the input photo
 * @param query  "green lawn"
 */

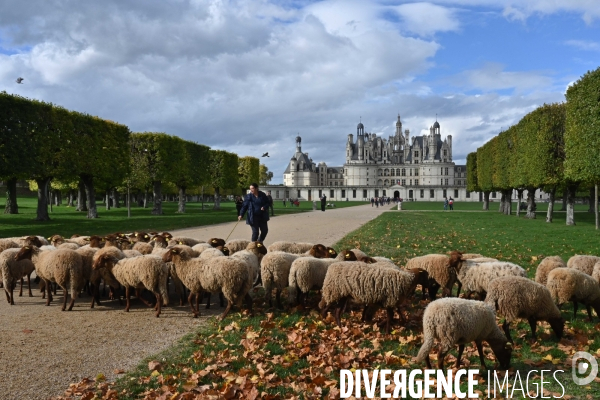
xmin=61 ymin=208 xmax=600 ymax=399
xmin=0 ymin=196 xmax=363 ymax=239
xmin=400 ymin=200 xmax=591 ymax=213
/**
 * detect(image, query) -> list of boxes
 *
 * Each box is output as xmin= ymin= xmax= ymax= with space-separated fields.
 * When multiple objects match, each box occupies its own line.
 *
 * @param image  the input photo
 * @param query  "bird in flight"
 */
xmin=16 ymin=77 xmax=24 ymax=84
xmin=262 ymin=152 xmax=269 ymax=157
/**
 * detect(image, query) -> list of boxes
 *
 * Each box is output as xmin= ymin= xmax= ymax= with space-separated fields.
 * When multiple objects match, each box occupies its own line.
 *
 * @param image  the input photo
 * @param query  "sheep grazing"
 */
xmin=405 ymin=251 xmax=462 ymax=299
xmin=267 ymin=241 xmax=314 ymax=254
xmin=261 ymin=251 xmax=303 ymax=308
xmin=319 ymin=262 xmax=418 ymax=333
xmin=15 ymin=246 xmax=84 ymax=311
xmin=93 ymin=254 xmax=168 ymax=317
xmin=485 ymin=276 xmax=564 ymax=342
xmin=535 ymin=256 xmax=567 ymax=285
xmin=209 ymin=238 xmax=226 ymax=248
xmin=546 ymin=268 xmax=600 ymax=322
xmin=288 ymin=258 xmax=341 ymax=306
xmin=567 ymin=255 xmax=600 ymax=276
xmin=163 ymin=246 xmax=252 ymax=319
xmin=225 ymin=239 xmax=251 ymax=255
xmin=455 ymin=261 xmax=527 ymax=300
xmin=132 ymin=242 xmax=153 ymax=255
xmin=407 ymin=268 xmax=430 ymax=300
xmin=1 ymin=248 xmax=35 ymax=304
xmin=416 ymin=298 xmax=512 ymax=370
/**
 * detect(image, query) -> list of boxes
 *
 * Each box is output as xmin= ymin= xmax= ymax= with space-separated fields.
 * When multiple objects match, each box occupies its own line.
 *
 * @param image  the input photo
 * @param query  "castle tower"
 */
xmin=395 ymin=114 xmax=402 ymax=136
xmin=357 ymin=121 xmax=364 ymax=161
xmin=404 ymin=129 xmax=410 ymax=162
xmin=295 ymin=135 xmax=302 ymax=153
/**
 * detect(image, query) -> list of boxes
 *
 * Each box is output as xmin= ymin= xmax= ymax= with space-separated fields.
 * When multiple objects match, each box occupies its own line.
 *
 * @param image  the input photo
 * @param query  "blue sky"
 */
xmin=1 ymin=0 xmax=599 ymax=183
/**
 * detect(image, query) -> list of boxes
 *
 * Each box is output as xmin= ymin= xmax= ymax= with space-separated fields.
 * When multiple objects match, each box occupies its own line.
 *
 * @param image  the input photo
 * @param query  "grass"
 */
xmin=0 ymin=196 xmax=363 ymax=239
xmin=65 ymin=207 xmax=600 ymax=399
xmin=399 ymin=200 xmax=591 ymax=213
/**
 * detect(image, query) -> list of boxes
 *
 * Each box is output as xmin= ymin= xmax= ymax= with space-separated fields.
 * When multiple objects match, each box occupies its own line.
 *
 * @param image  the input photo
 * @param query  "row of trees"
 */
xmin=0 ymin=92 xmax=267 ymax=220
xmin=467 ymin=66 xmax=600 ymax=226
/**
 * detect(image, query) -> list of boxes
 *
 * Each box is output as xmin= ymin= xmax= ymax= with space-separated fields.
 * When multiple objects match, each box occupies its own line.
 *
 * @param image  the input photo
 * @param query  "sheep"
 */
xmin=92 ymin=254 xmax=168 ymax=317
xmin=535 ymin=256 xmax=567 ymax=285
xmin=405 ymin=251 xmax=462 ymax=299
xmin=168 ymin=237 xmax=203 ymax=247
xmin=208 ymin=238 xmax=226 ymax=248
xmin=485 ymin=276 xmax=564 ymax=342
xmin=567 ymin=255 xmax=600 ymax=276
xmin=132 ymin=242 xmax=153 ymax=255
xmin=1 ymin=248 xmax=35 ymax=304
xmin=454 ymin=260 xmax=527 ymax=300
xmin=460 ymin=253 xmax=485 ymax=260
xmin=288 ymin=258 xmax=340 ymax=306
xmin=58 ymin=242 xmax=80 ymax=250
xmin=163 ymin=246 xmax=252 ymax=319
xmin=191 ymin=242 xmax=213 ymax=254
xmin=593 ymin=263 xmax=600 ymax=284
xmin=230 ymin=242 xmax=268 ymax=286
xmin=416 ymin=298 xmax=512 ymax=369
xmin=199 ymin=247 xmax=226 ymax=259
xmin=335 ymin=250 xmax=360 ymax=262
xmin=224 ymin=239 xmax=251 ymax=255
xmin=151 ymin=245 xmax=199 ymax=306
xmin=0 ymin=239 xmax=20 ymax=254
xmin=261 ymin=251 xmax=303 ymax=308
xmin=318 ymin=262 xmax=418 ymax=333
xmin=129 ymin=232 xmax=151 ymax=243
xmin=267 ymin=241 xmax=314 ymax=254
xmin=123 ymin=249 xmax=143 ymax=258
xmin=15 ymin=246 xmax=84 ymax=311
xmin=546 ymin=267 xmax=600 ymax=321
xmin=151 ymin=235 xmax=171 ymax=250
xmin=407 ymin=268 xmax=430 ymax=300
xmin=7 ymin=236 xmax=49 ymax=247
xmin=75 ymin=246 xmax=120 ymax=308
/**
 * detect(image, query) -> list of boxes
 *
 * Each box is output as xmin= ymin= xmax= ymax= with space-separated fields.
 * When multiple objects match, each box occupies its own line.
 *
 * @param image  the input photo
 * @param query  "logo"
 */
xmin=572 ymin=351 xmax=598 ymax=386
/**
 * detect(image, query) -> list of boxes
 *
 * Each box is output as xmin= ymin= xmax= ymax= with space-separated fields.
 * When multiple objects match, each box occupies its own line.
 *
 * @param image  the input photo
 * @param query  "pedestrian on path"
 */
xmin=235 ymin=196 xmax=243 ymax=216
xmin=321 ymin=194 xmax=326 ymax=211
xmin=449 ymin=197 xmax=454 ymax=211
xmin=267 ymin=191 xmax=274 ymax=216
xmin=239 ymin=183 xmax=270 ymax=242
xmin=443 ymin=197 xmax=448 ymax=211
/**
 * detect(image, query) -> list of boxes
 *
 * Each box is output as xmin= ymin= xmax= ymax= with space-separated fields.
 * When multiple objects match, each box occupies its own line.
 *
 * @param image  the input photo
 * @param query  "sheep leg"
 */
xmin=195 ymin=292 xmax=200 ymax=315
xmin=40 ymin=279 xmax=46 ymax=299
xmin=205 ymin=292 xmax=212 ymax=309
xmin=502 ymin=321 xmax=513 ymax=343
xmin=44 ymin=280 xmax=53 ymax=305
xmin=455 ymin=344 xmax=465 ymax=368
xmin=527 ymin=317 xmax=538 ymax=339
xmin=19 ymin=277 xmax=23 ymax=297
xmin=154 ymin=293 xmax=161 ymax=318
xmin=586 ymin=304 xmax=594 ymax=322
xmin=436 ymin=347 xmax=448 ymax=369
xmin=424 ymin=354 xmax=433 ymax=370
xmin=135 ymin=288 xmax=153 ymax=308
xmin=475 ymin=340 xmax=488 ymax=370
xmin=456 ymin=282 xmax=462 ymax=297
xmin=245 ymin=293 xmax=253 ymax=316
xmin=93 ymin=282 xmax=102 ymax=306
xmin=219 ymin=302 xmax=234 ymax=320
xmin=276 ymin=289 xmax=283 ymax=309
xmin=27 ymin=273 xmax=32 ymax=297
xmin=4 ymin=287 xmax=10 ymax=304
xmin=61 ymin=287 xmax=69 ymax=311
xmin=125 ymin=286 xmax=131 ymax=312
xmin=219 ymin=292 xmax=225 ymax=307
xmin=67 ymin=289 xmax=76 ymax=311
xmin=428 ymin=282 xmax=440 ymax=300
xmin=441 ymin=286 xmax=452 ymax=298
xmin=334 ymin=306 xmax=343 ymax=328
xmin=385 ymin=307 xmax=394 ymax=334
xmin=188 ymin=292 xmax=199 ymax=317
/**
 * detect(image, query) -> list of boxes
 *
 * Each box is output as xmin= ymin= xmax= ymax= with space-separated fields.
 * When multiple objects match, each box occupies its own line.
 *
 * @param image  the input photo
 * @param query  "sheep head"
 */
xmin=88 ymin=235 xmax=105 ymax=248
xmin=448 ymin=251 xmax=463 ymax=270
xmin=209 ymin=238 xmax=226 ymax=248
xmin=247 ymin=242 xmax=267 ymax=256
xmin=308 ymin=244 xmax=327 ymax=258
xmin=163 ymin=246 xmax=190 ymax=262
xmin=103 ymin=234 xmax=120 ymax=248
xmin=325 ymin=247 xmax=338 ymax=258
xmin=131 ymin=232 xmax=150 ymax=243
xmin=92 ymin=254 xmax=120 ymax=270
xmin=23 ymin=236 xmax=43 ymax=247
xmin=549 ymin=317 xmax=565 ymax=340
xmin=151 ymin=235 xmax=169 ymax=248
xmin=217 ymin=246 xmax=230 ymax=256
xmin=489 ymin=340 xmax=512 ymax=370
xmin=339 ymin=250 xmax=358 ymax=261
xmin=15 ymin=245 xmax=35 ymax=261
xmin=49 ymin=234 xmax=65 ymax=247
xmin=161 ymin=232 xmax=173 ymax=239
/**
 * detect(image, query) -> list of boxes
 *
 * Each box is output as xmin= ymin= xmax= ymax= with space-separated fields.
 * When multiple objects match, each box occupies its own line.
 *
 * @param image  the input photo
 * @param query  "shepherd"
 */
xmin=238 ymin=183 xmax=270 ymax=242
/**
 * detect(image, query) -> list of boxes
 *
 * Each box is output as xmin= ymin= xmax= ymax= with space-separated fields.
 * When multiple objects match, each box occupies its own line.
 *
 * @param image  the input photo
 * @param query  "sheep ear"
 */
xmin=144 ymin=235 xmax=148 ymax=239
xmin=211 ymin=239 xmax=217 ymax=243
xmin=171 ymin=249 xmax=177 ymax=253
xmin=25 ymin=246 xmax=30 ymax=250
xmin=257 ymin=243 xmax=262 ymax=247
xmin=179 ymin=241 xmax=183 ymax=244
xmin=505 ymin=342 xmax=513 ymax=349
xmin=166 ymin=238 xmax=170 ymax=242
xmin=134 ymin=233 xmax=138 ymax=237
xmin=328 ymin=249 xmax=334 ymax=254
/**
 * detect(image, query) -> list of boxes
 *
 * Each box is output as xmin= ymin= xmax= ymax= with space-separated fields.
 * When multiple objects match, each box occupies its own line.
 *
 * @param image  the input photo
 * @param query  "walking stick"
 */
xmin=225 ymin=219 xmax=241 ymax=242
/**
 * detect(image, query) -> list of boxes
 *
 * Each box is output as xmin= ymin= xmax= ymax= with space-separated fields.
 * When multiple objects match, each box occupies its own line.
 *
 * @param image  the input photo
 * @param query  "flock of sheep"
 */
xmin=1 ymin=232 xmax=600 ymax=371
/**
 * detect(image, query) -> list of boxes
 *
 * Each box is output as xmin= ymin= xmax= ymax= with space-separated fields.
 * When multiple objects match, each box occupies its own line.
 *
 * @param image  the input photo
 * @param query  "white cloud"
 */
xmin=564 ymin=39 xmax=600 ymax=51
xmin=451 ymin=63 xmax=553 ymax=93
xmin=394 ymin=2 xmax=461 ymax=37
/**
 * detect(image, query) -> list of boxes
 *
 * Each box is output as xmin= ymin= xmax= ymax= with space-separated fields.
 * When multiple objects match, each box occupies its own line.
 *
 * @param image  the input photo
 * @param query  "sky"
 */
xmin=1 ymin=1 xmax=600 ymax=184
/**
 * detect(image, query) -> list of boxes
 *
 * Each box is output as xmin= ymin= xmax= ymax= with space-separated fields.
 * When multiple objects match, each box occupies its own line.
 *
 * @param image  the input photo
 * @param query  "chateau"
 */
xmin=264 ymin=114 xmax=543 ymax=203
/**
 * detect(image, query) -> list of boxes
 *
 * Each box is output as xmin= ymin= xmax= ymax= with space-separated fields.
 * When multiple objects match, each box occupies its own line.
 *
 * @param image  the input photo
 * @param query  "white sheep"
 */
xmin=593 ymin=262 xmax=600 ymax=284
xmin=567 ymin=255 xmax=600 ymax=275
xmin=318 ymin=262 xmax=418 ymax=333
xmin=225 ymin=239 xmax=251 ymax=255
xmin=132 ymin=242 xmax=154 ymax=255
xmin=455 ymin=260 xmax=527 ymax=300
xmin=405 ymin=251 xmax=462 ymax=298
xmin=416 ymin=297 xmax=512 ymax=369
xmin=535 ymin=256 xmax=566 ymax=285
xmin=15 ymin=246 xmax=84 ymax=311
xmin=267 ymin=241 xmax=314 ymax=254
xmin=230 ymin=242 xmax=267 ymax=287
xmin=546 ymin=267 xmax=600 ymax=321
xmin=191 ymin=242 xmax=213 ymax=254
xmin=93 ymin=254 xmax=169 ymax=317
xmin=163 ymin=246 xmax=252 ymax=319
xmin=0 ymin=248 xmax=35 ymax=304
xmin=288 ymin=257 xmax=340 ymax=306
xmin=260 ymin=251 xmax=303 ymax=308
xmin=485 ymin=276 xmax=564 ymax=342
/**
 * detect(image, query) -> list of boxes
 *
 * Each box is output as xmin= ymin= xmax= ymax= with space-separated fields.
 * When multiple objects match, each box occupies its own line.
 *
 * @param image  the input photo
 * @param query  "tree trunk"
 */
xmin=67 ymin=189 xmax=75 ymax=207
xmin=177 ymin=186 xmax=186 ymax=213
xmin=34 ymin=177 xmax=51 ymax=221
xmin=53 ymin=190 xmax=60 ymax=206
xmin=213 ymin=188 xmax=221 ymax=210
xmin=588 ymin=187 xmax=595 ymax=213
xmin=525 ymin=187 xmax=536 ymax=219
xmin=499 ymin=192 xmax=505 ymax=213
xmin=3 ymin=177 xmax=18 ymax=214
xmin=515 ymin=189 xmax=523 ymax=217
xmin=566 ymin=184 xmax=577 ymax=226
xmin=483 ymin=191 xmax=490 ymax=210
xmin=144 ymin=189 xmax=149 ymax=208
xmin=151 ymin=181 xmax=163 ymax=215
xmin=503 ymin=189 xmax=512 ymax=215
xmin=112 ymin=189 xmax=120 ymax=208
xmin=546 ymin=187 xmax=556 ymax=223
xmin=560 ymin=188 xmax=567 ymax=211
xmin=81 ymin=174 xmax=98 ymax=219
xmin=105 ymin=190 xmax=111 ymax=210
xmin=76 ymin=181 xmax=88 ymax=212
xmin=596 ymin=184 xmax=599 ymax=230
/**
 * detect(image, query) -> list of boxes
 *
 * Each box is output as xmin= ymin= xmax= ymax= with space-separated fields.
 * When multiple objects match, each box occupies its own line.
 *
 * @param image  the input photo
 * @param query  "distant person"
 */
xmin=443 ymin=197 xmax=448 ymax=211
xmin=235 ymin=196 xmax=243 ymax=216
xmin=321 ymin=194 xmax=326 ymax=212
xmin=238 ymin=183 xmax=270 ymax=242
xmin=449 ymin=197 xmax=454 ymax=211
xmin=371 ymin=197 xmax=374 ymax=207
xmin=283 ymin=198 xmax=286 ymax=207
xmin=267 ymin=191 xmax=274 ymax=216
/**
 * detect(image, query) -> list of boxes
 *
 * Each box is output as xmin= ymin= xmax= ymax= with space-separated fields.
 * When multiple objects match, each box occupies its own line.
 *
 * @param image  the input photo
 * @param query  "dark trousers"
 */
xmin=269 ymin=205 xmax=274 ymax=216
xmin=321 ymin=202 xmax=325 ymax=211
xmin=250 ymin=220 xmax=268 ymax=242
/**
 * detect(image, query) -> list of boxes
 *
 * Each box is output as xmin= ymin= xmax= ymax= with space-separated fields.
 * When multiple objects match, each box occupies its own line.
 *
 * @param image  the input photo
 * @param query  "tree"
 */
xmin=239 ymin=156 xmax=260 ymax=193
xmin=565 ymin=67 xmax=600 ymax=227
xmin=209 ymin=150 xmax=239 ymax=210
xmin=259 ymin=164 xmax=273 ymax=186
xmin=476 ymin=140 xmax=495 ymax=210
xmin=172 ymin=141 xmax=210 ymax=213
xmin=492 ymin=130 xmax=514 ymax=215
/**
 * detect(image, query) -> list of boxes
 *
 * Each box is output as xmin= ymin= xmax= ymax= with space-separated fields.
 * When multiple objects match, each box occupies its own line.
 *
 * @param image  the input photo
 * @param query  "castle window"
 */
xmin=363 ymin=190 xmax=368 ymax=198
xmin=410 ymin=169 xmax=413 ymax=176
xmin=430 ymin=189 xmax=434 ymax=198
xmin=401 ymin=179 xmax=406 ymax=186
xmin=443 ymin=189 xmax=447 ymax=197
xmin=414 ymin=160 xmax=418 ymax=164
xmin=396 ymin=169 xmax=401 ymax=175
xmin=414 ymin=151 xmax=419 ymax=157
xmin=415 ymin=169 xmax=419 ymax=176
xmin=445 ymin=179 xmax=449 ymax=185
xmin=444 ymin=150 xmax=447 ymax=156
xmin=391 ymin=169 xmax=395 ymax=176
xmin=410 ymin=179 xmax=412 ymax=185
xmin=415 ymin=179 xmax=419 ymax=185
xmin=466 ymin=191 xmax=471 ymax=198
xmin=401 ymin=169 xmax=406 ymax=176
xmin=420 ymin=189 xmax=424 ymax=198
xmin=342 ymin=190 xmax=346 ymax=198
xmin=445 ymin=167 xmax=449 ymax=175
xmin=454 ymin=189 xmax=459 ymax=198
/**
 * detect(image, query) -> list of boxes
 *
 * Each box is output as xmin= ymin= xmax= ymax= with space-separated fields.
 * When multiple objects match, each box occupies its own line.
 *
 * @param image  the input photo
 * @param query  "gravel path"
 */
xmin=0 ymin=203 xmax=388 ymax=399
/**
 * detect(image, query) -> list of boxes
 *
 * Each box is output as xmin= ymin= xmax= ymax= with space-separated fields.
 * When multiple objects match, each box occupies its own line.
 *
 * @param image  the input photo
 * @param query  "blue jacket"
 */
xmin=240 ymin=191 xmax=271 ymax=225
